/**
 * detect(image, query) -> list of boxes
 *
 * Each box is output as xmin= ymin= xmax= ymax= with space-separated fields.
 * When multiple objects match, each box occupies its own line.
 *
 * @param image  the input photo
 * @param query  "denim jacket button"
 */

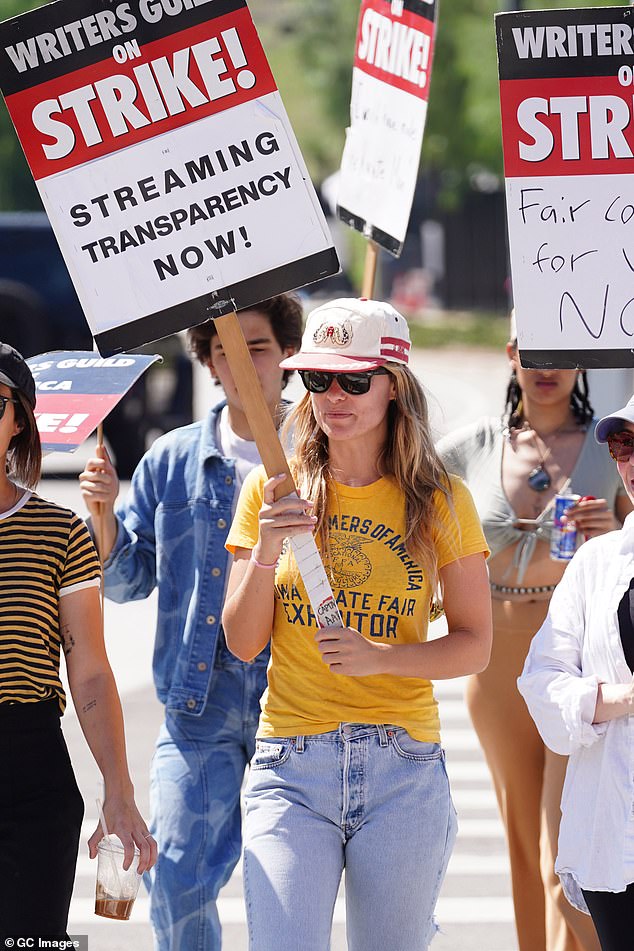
xmin=197 ymin=662 xmax=207 ymax=672
xmin=186 ymin=699 xmax=196 ymax=710
xmin=211 ymin=567 xmax=221 ymax=577
xmin=206 ymin=615 xmax=216 ymax=625
xmin=217 ymin=518 xmax=227 ymax=529
xmin=225 ymin=476 xmax=233 ymax=486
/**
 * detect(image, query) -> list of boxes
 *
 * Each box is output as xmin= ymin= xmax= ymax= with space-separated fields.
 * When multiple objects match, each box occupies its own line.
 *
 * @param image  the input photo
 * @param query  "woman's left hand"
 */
xmin=87 ymin=796 xmax=158 ymax=874
xmin=564 ymin=497 xmax=618 ymax=539
xmin=315 ymin=627 xmax=388 ymax=676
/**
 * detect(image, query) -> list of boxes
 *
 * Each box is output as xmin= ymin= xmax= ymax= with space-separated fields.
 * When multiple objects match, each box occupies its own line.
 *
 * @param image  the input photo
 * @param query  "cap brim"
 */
xmin=0 ymin=370 xmax=17 ymax=390
xmin=0 ymin=370 xmax=36 ymax=408
xmin=595 ymin=412 xmax=634 ymax=442
xmin=279 ymin=353 xmax=387 ymax=372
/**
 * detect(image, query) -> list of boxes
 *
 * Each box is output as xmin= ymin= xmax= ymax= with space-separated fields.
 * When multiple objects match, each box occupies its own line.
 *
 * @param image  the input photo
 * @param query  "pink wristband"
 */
xmin=250 ymin=552 xmax=278 ymax=570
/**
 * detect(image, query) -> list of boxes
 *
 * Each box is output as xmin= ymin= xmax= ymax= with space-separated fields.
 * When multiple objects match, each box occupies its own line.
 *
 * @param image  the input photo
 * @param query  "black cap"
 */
xmin=0 ymin=342 xmax=36 ymax=409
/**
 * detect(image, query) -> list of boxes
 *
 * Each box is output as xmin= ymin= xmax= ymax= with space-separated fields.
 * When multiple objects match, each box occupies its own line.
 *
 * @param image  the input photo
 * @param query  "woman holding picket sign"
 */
xmin=222 ymin=298 xmax=492 ymax=950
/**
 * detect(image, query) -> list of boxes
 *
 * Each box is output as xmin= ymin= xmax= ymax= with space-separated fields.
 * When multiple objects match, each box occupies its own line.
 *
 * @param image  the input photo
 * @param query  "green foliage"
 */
xmin=250 ymin=0 xmax=357 ymax=181
xmin=0 ymin=0 xmax=44 ymax=210
xmin=424 ymin=0 xmax=622 ymax=205
xmin=291 ymin=1 xmax=358 ymax=131
xmin=0 ymin=0 xmax=629 ymax=210
xmin=424 ymin=1 xmax=500 ymax=207
xmin=256 ymin=0 xmax=628 ymax=204
xmin=408 ymin=311 xmax=510 ymax=350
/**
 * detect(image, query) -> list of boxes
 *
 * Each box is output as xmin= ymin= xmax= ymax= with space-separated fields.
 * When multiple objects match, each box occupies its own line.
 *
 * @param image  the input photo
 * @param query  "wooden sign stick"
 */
xmin=213 ymin=311 xmax=343 ymax=628
xmin=361 ymin=240 xmax=378 ymax=299
xmin=213 ymin=312 xmax=296 ymax=500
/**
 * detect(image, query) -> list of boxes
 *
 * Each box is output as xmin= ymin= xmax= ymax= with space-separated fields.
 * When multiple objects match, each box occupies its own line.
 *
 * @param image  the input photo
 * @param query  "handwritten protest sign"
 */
xmin=337 ymin=0 xmax=437 ymax=257
xmin=0 ymin=0 xmax=339 ymax=356
xmin=497 ymin=6 xmax=634 ymax=368
xmin=27 ymin=350 xmax=158 ymax=452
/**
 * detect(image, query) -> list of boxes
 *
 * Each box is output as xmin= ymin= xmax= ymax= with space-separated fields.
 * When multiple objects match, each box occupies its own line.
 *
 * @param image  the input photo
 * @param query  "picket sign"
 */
xmin=27 ymin=350 xmax=159 ymax=452
xmin=337 ymin=0 xmax=439 ymax=278
xmin=0 ymin=0 xmax=339 ymax=356
xmin=362 ymin=241 xmax=379 ymax=298
xmin=497 ymin=6 xmax=634 ymax=368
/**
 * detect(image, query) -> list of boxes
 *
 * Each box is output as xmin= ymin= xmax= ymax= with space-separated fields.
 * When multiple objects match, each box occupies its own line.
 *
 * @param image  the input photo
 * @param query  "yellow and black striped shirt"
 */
xmin=0 ymin=493 xmax=101 ymax=713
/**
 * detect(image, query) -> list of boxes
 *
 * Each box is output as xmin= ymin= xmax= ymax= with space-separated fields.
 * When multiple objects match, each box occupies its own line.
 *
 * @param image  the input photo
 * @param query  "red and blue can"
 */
xmin=550 ymin=493 xmax=581 ymax=562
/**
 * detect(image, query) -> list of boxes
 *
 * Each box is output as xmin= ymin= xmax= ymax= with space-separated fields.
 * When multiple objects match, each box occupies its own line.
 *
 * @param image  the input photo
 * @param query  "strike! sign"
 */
xmin=498 ymin=6 xmax=634 ymax=368
xmin=27 ymin=350 xmax=159 ymax=453
xmin=337 ymin=0 xmax=437 ymax=257
xmin=0 ymin=0 xmax=339 ymax=356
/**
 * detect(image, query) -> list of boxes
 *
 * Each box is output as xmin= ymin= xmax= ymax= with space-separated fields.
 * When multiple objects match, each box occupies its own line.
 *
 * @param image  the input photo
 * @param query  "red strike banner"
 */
xmin=35 ymin=392 xmax=119 ymax=445
xmin=4 ymin=7 xmax=274 ymax=180
xmin=353 ymin=0 xmax=434 ymax=102
xmin=500 ymin=75 xmax=634 ymax=178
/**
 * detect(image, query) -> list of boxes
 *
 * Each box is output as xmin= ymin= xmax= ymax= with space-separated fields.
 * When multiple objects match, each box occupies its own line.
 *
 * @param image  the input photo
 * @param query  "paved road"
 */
xmin=41 ymin=347 xmax=519 ymax=950
xmin=60 ymin=675 xmax=517 ymax=951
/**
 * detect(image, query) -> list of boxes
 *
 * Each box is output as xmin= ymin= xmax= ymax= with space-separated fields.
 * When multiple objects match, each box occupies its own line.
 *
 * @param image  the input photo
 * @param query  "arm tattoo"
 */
xmin=82 ymin=699 xmax=97 ymax=714
xmin=61 ymin=624 xmax=76 ymax=656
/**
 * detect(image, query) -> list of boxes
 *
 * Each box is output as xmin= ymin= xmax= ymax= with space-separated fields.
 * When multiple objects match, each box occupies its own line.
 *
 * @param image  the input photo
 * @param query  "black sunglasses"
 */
xmin=607 ymin=430 xmax=634 ymax=462
xmin=0 ymin=395 xmax=18 ymax=420
xmin=299 ymin=368 xmax=389 ymax=396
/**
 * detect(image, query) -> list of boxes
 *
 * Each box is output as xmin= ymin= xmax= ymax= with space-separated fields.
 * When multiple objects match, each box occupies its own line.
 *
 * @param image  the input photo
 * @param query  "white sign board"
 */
xmin=497 ymin=6 xmax=634 ymax=368
xmin=337 ymin=0 xmax=438 ymax=257
xmin=0 ymin=0 xmax=339 ymax=355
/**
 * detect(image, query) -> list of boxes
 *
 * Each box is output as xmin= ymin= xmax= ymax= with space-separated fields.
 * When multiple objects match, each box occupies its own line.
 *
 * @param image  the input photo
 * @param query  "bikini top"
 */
xmin=436 ymin=416 xmax=625 ymax=583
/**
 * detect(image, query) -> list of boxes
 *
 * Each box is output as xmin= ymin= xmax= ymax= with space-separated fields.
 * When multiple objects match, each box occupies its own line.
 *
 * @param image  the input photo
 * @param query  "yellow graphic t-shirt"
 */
xmin=226 ymin=470 xmax=488 ymax=742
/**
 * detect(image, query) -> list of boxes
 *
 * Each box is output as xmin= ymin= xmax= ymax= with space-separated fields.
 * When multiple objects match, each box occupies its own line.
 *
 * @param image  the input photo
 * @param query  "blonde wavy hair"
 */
xmin=284 ymin=364 xmax=455 ymax=583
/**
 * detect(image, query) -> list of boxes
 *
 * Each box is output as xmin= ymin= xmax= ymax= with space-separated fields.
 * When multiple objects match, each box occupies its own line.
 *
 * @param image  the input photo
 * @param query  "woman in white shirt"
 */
xmin=519 ymin=394 xmax=634 ymax=951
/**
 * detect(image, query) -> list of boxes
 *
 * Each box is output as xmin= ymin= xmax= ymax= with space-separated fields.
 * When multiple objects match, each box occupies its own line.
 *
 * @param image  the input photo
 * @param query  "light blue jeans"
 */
xmin=146 ymin=640 xmax=268 ymax=951
xmin=243 ymin=724 xmax=457 ymax=951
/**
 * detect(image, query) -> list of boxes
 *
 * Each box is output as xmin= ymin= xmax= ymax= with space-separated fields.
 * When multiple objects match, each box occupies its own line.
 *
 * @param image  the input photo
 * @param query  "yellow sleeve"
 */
xmin=225 ymin=465 xmax=267 ymax=554
xmin=433 ymin=475 xmax=490 ymax=570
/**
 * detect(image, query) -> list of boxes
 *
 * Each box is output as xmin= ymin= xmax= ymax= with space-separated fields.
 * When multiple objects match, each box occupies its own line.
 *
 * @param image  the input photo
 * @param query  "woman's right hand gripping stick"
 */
xmin=252 ymin=473 xmax=318 ymax=567
xmin=223 ymin=474 xmax=317 ymax=662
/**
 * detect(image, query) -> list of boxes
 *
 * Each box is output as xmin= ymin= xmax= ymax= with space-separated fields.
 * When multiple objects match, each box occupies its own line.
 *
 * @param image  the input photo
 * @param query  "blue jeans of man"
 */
xmin=243 ymin=724 xmax=457 ymax=951
xmin=146 ymin=641 xmax=268 ymax=951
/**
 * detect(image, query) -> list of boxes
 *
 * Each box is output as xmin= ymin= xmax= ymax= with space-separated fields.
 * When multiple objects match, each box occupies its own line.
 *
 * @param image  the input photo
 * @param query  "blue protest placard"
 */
xmin=27 ymin=350 xmax=159 ymax=452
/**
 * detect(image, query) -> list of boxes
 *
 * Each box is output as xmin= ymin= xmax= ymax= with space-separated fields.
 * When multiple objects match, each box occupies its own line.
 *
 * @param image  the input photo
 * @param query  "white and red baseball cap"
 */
xmin=279 ymin=298 xmax=411 ymax=372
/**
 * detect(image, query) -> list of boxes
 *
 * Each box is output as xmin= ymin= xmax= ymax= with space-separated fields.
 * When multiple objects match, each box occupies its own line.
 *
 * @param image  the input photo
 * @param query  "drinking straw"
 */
xmin=96 ymin=797 xmax=123 ymax=893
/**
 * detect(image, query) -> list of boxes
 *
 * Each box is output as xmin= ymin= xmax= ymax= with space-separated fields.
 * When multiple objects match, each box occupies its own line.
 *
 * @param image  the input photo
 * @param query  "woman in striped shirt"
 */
xmin=0 ymin=342 xmax=156 ymax=940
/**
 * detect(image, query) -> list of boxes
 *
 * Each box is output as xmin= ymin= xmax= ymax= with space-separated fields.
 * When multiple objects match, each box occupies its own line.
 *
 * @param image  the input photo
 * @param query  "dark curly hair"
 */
xmin=187 ymin=294 xmax=303 ymax=389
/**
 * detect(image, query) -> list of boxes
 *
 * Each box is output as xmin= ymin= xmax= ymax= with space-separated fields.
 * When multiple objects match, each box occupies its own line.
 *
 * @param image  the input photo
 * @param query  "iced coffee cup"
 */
xmin=95 ymin=834 xmax=141 ymax=920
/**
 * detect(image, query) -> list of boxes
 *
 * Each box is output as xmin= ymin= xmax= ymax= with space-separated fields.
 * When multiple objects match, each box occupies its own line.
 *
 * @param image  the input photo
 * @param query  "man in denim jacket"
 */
xmin=79 ymin=295 xmax=302 ymax=950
